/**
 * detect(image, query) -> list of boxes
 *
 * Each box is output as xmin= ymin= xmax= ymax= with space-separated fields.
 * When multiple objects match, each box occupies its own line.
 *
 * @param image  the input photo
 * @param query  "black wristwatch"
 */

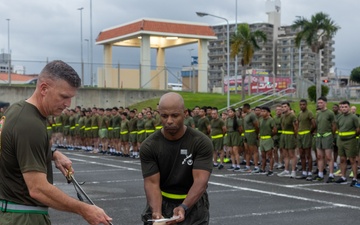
xmin=179 ymin=203 xmax=189 ymax=212
xmin=51 ymin=148 xmax=57 ymax=156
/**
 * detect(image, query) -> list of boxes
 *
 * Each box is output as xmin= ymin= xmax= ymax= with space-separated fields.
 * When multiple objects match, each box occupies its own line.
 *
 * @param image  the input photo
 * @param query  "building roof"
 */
xmin=96 ymin=18 xmax=217 ymax=48
xmin=0 ymin=73 xmax=37 ymax=84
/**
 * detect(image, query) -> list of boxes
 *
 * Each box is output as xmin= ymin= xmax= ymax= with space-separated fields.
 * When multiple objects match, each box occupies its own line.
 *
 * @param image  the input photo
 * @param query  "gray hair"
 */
xmin=39 ymin=60 xmax=81 ymax=88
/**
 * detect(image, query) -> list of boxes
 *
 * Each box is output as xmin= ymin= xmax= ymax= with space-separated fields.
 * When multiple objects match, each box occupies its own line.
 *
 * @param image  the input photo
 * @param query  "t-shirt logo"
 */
xmin=182 ymin=153 xmax=192 ymax=165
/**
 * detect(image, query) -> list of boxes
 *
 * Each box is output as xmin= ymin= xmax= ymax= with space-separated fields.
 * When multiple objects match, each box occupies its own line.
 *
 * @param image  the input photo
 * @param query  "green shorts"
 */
xmin=129 ymin=132 xmax=137 ymax=143
xmin=212 ymin=137 xmax=223 ymax=151
xmin=316 ymin=134 xmax=333 ymax=150
xmin=337 ymin=137 xmax=358 ymax=158
xmin=69 ymin=128 xmax=75 ymax=137
xmin=113 ymin=128 xmax=120 ymax=139
xmin=84 ymin=129 xmax=92 ymax=138
xmin=0 ymin=211 xmax=51 ymax=225
xmin=244 ymin=132 xmax=258 ymax=146
xmin=91 ymin=129 xmax=99 ymax=138
xmin=223 ymin=134 xmax=229 ymax=146
xmin=273 ymin=135 xmax=280 ymax=148
xmin=227 ymin=132 xmax=241 ymax=147
xmin=63 ymin=126 xmax=70 ymax=136
xmin=297 ymin=133 xmax=313 ymax=149
xmin=99 ymin=128 xmax=108 ymax=139
xmin=137 ymin=132 xmax=146 ymax=143
xmin=280 ymin=134 xmax=296 ymax=149
xmin=79 ymin=129 xmax=85 ymax=138
xmin=120 ymin=133 xmax=129 ymax=142
xmin=260 ymin=138 xmax=274 ymax=152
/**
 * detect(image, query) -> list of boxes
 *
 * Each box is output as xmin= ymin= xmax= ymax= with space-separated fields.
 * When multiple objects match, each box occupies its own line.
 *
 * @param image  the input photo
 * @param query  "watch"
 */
xmin=51 ymin=148 xmax=57 ymax=156
xmin=179 ymin=203 xmax=189 ymax=212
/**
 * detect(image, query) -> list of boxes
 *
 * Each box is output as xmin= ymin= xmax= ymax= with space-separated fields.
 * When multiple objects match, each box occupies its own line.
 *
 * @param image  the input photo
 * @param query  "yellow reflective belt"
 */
xmin=316 ymin=132 xmax=332 ymax=137
xmin=75 ymin=123 xmax=79 ymax=127
xmin=85 ymin=128 xmax=91 ymax=131
xmin=137 ymin=130 xmax=145 ymax=134
xmin=52 ymin=124 xmax=56 ymax=127
xmin=146 ymin=130 xmax=155 ymax=133
xmin=241 ymin=133 xmax=244 ymax=136
xmin=161 ymin=191 xmax=187 ymax=199
xmin=260 ymin=135 xmax=271 ymax=139
xmin=335 ymin=130 xmax=339 ymax=134
xmin=120 ymin=131 xmax=129 ymax=134
xmin=224 ymin=133 xmax=228 ymax=137
xmin=70 ymin=126 xmax=75 ymax=130
xmin=211 ymin=134 xmax=223 ymax=139
xmin=282 ymin=131 xmax=294 ymax=135
xmin=245 ymin=129 xmax=255 ymax=133
xmin=56 ymin=123 xmax=62 ymax=126
xmin=47 ymin=126 xmax=52 ymax=130
xmin=130 ymin=131 xmax=138 ymax=134
xmin=298 ymin=130 xmax=310 ymax=135
xmin=338 ymin=131 xmax=356 ymax=136
xmin=108 ymin=127 xmax=113 ymax=130
xmin=80 ymin=126 xmax=85 ymax=130
xmin=91 ymin=126 xmax=98 ymax=129
xmin=278 ymin=130 xmax=282 ymax=134
xmin=155 ymin=126 xmax=163 ymax=130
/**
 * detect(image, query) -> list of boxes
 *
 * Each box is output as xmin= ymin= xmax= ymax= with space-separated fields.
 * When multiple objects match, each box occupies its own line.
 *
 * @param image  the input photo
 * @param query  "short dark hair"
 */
xmin=243 ymin=103 xmax=250 ymax=109
xmin=282 ymin=102 xmax=290 ymax=107
xmin=261 ymin=106 xmax=271 ymax=113
xmin=300 ymin=99 xmax=307 ymax=104
xmin=318 ymin=96 xmax=327 ymax=102
xmin=339 ymin=100 xmax=350 ymax=106
xmin=39 ymin=60 xmax=81 ymax=88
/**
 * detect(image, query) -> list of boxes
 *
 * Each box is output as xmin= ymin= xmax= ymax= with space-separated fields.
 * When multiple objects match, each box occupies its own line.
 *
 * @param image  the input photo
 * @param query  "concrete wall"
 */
xmin=0 ymin=86 xmax=166 ymax=109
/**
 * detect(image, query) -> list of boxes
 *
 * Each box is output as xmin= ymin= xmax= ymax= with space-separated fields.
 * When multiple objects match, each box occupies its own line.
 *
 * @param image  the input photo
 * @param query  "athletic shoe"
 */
xmin=240 ymin=160 xmax=247 ymax=165
xmin=295 ymin=174 xmax=307 ymax=179
xmin=233 ymin=167 xmax=241 ymax=172
xmin=224 ymin=158 xmax=231 ymax=163
xmin=290 ymin=171 xmax=296 ymax=178
xmin=335 ymin=177 xmax=347 ymax=184
xmin=334 ymin=169 xmax=342 ymax=177
xmin=276 ymin=164 xmax=285 ymax=170
xmin=240 ymin=167 xmax=252 ymax=173
xmin=350 ymin=179 xmax=357 ymax=187
xmin=354 ymin=183 xmax=360 ymax=188
xmin=306 ymin=175 xmax=313 ymax=181
xmin=313 ymin=175 xmax=324 ymax=182
xmin=349 ymin=171 xmax=354 ymax=178
xmin=227 ymin=166 xmax=235 ymax=171
xmin=251 ymin=168 xmax=260 ymax=173
xmin=218 ymin=164 xmax=224 ymax=170
xmin=277 ymin=170 xmax=291 ymax=177
xmin=213 ymin=164 xmax=219 ymax=168
xmin=326 ymin=176 xmax=335 ymax=183
xmin=259 ymin=170 xmax=267 ymax=174
xmin=266 ymin=171 xmax=274 ymax=176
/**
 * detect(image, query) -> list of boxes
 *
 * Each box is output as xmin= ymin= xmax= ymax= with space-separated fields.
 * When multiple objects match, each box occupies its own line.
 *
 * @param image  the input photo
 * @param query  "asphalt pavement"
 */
xmin=50 ymin=149 xmax=360 ymax=225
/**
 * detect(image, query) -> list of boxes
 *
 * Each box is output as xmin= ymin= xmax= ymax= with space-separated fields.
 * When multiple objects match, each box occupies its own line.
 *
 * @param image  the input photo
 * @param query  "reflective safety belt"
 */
xmin=108 ymin=127 xmax=113 ymax=130
xmin=278 ymin=130 xmax=282 ymax=134
xmin=137 ymin=130 xmax=145 ymax=134
xmin=338 ymin=131 xmax=356 ymax=136
xmin=241 ymin=133 xmax=244 ymax=136
xmin=80 ymin=126 xmax=85 ymax=130
xmin=211 ymin=134 xmax=223 ymax=139
xmin=155 ymin=126 xmax=163 ymax=130
xmin=282 ymin=131 xmax=294 ymax=135
xmin=161 ymin=191 xmax=187 ymax=200
xmin=298 ymin=130 xmax=310 ymax=135
xmin=0 ymin=200 xmax=48 ymax=214
xmin=245 ymin=129 xmax=255 ymax=133
xmin=316 ymin=132 xmax=332 ymax=137
xmin=130 ymin=131 xmax=138 ymax=134
xmin=91 ymin=126 xmax=98 ymax=129
xmin=46 ymin=126 xmax=52 ymax=130
xmin=260 ymin=135 xmax=271 ymax=139
xmin=85 ymin=127 xmax=91 ymax=131
xmin=145 ymin=130 xmax=155 ymax=133
xmin=70 ymin=126 xmax=75 ymax=130
xmin=120 ymin=131 xmax=129 ymax=134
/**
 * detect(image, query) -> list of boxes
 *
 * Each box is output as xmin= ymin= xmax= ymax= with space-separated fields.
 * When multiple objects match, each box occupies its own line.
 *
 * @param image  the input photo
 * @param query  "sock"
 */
xmin=318 ymin=172 xmax=324 ymax=178
xmin=302 ymin=171 xmax=307 ymax=176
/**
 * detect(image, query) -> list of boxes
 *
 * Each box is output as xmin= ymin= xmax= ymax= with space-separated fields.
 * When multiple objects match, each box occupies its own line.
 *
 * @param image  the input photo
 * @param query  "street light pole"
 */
xmin=78 ymin=7 xmax=84 ymax=87
xmin=196 ymin=12 xmax=230 ymax=109
xmin=6 ymin=18 xmax=11 ymax=86
xmin=90 ymin=0 xmax=93 ymax=87
xmin=187 ymin=48 xmax=194 ymax=92
xmin=295 ymin=16 xmax=302 ymax=98
xmin=84 ymin=39 xmax=90 ymax=85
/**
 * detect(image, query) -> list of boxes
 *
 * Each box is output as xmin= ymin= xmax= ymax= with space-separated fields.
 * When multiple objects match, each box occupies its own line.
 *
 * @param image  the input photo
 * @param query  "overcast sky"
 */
xmin=0 ymin=0 xmax=358 ymax=84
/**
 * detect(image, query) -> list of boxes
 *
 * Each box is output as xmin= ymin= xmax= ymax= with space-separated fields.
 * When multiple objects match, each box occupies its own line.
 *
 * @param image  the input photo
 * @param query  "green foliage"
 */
xmin=307 ymin=85 xmax=329 ymax=102
xmin=350 ymin=67 xmax=360 ymax=83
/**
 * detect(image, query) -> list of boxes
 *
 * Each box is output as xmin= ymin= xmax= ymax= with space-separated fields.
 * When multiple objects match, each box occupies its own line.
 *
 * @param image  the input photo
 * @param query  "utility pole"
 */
xmin=7 ymin=18 xmax=11 ymax=86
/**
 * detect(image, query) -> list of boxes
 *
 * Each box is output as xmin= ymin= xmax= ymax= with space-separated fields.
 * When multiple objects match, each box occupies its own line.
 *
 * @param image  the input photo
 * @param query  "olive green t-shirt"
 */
xmin=260 ymin=117 xmax=276 ymax=136
xmin=243 ymin=112 xmax=258 ymax=131
xmin=281 ymin=113 xmax=296 ymax=132
xmin=0 ymin=100 xmax=52 ymax=206
xmin=184 ymin=116 xmax=195 ymax=128
xmin=336 ymin=113 xmax=359 ymax=139
xmin=226 ymin=117 xmax=241 ymax=132
xmin=210 ymin=118 xmax=224 ymax=136
xmin=297 ymin=109 xmax=314 ymax=131
xmin=112 ymin=114 xmax=121 ymax=129
xmin=120 ymin=119 xmax=129 ymax=132
xmin=128 ymin=117 xmax=138 ymax=132
xmin=316 ymin=109 xmax=335 ymax=134
xmin=137 ymin=118 xmax=145 ymax=130
xmin=197 ymin=117 xmax=210 ymax=135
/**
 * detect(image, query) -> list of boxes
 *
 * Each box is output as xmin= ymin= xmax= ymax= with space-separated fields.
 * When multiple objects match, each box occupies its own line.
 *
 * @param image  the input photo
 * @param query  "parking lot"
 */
xmin=51 ymin=149 xmax=360 ymax=225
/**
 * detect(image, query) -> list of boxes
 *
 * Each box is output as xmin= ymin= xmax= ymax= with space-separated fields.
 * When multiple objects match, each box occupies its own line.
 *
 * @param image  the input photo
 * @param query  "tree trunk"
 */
xmin=316 ymin=50 xmax=322 ymax=100
xmin=241 ymin=67 xmax=246 ymax=101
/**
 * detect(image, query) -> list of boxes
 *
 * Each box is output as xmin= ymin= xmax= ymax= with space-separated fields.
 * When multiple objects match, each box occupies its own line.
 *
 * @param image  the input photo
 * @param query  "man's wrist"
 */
xmin=51 ymin=147 xmax=57 ymax=156
xmin=179 ymin=203 xmax=188 ymax=211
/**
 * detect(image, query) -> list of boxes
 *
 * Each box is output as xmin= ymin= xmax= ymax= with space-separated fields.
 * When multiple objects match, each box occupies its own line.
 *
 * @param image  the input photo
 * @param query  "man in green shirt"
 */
xmin=296 ymin=99 xmax=316 ymax=180
xmin=197 ymin=107 xmax=211 ymax=136
xmin=210 ymin=108 xmax=226 ymax=170
xmin=314 ymin=96 xmax=336 ymax=182
xmin=335 ymin=100 xmax=359 ymax=186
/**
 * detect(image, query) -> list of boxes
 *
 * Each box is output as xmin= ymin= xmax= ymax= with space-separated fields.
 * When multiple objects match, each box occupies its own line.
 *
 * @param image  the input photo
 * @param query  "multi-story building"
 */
xmin=0 ymin=53 xmax=12 ymax=73
xmin=206 ymin=0 xmax=335 ymax=90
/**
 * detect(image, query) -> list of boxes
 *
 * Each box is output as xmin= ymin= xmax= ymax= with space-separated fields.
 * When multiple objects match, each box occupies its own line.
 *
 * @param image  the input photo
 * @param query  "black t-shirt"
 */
xmin=0 ymin=100 xmax=52 ymax=206
xmin=140 ymin=127 xmax=213 ymax=195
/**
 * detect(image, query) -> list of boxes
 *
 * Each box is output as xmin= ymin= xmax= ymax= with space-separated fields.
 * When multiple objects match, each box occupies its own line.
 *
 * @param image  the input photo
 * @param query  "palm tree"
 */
xmin=230 ymin=23 xmax=267 ymax=100
xmin=292 ymin=12 xmax=340 ymax=100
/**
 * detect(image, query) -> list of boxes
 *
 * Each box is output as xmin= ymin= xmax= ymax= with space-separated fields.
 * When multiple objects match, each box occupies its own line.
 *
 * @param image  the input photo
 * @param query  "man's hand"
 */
xmin=169 ymin=206 xmax=185 ymax=224
xmin=80 ymin=204 xmax=113 ymax=225
xmin=52 ymin=150 xmax=73 ymax=176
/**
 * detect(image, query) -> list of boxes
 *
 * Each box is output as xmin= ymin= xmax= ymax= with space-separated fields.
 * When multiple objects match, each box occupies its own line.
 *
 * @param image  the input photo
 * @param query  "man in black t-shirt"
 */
xmin=140 ymin=92 xmax=213 ymax=225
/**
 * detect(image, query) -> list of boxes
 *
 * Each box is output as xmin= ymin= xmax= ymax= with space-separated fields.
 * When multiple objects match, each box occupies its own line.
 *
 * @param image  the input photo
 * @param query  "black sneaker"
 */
xmin=350 ymin=179 xmax=357 ymax=187
xmin=266 ymin=171 xmax=273 ymax=176
xmin=306 ymin=175 xmax=313 ymax=181
xmin=213 ymin=164 xmax=219 ymax=168
xmin=326 ymin=176 xmax=335 ymax=183
xmin=313 ymin=175 xmax=324 ymax=182
xmin=227 ymin=166 xmax=235 ymax=171
xmin=335 ymin=177 xmax=347 ymax=184
xmin=218 ymin=164 xmax=224 ymax=170
xmin=233 ymin=167 xmax=241 ymax=172
xmin=295 ymin=174 xmax=307 ymax=179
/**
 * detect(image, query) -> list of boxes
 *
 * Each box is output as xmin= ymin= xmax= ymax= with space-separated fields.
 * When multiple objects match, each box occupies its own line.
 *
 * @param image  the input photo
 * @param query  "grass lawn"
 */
xmin=129 ymin=92 xmax=360 ymax=115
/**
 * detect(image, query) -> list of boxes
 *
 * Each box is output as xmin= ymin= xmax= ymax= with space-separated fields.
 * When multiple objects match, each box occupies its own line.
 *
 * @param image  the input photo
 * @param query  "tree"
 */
xmin=350 ymin=67 xmax=360 ymax=84
xmin=230 ymin=23 xmax=267 ymax=101
xmin=292 ymin=12 xmax=340 ymax=101
xmin=307 ymin=85 xmax=329 ymax=102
